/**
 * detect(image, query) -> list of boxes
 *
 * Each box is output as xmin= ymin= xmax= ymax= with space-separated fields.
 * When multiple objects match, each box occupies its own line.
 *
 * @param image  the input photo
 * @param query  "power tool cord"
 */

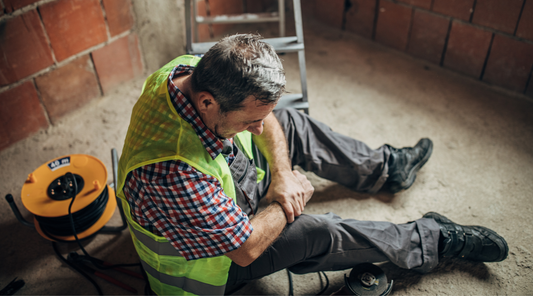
xmin=51 ymin=173 xmax=141 ymax=295
xmin=287 ymin=269 xmax=329 ymax=296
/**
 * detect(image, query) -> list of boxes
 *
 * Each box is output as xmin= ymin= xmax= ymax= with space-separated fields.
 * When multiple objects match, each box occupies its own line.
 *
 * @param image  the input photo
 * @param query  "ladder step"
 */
xmin=189 ymin=37 xmax=304 ymax=55
xmin=275 ymin=93 xmax=309 ymax=111
xmin=196 ymin=12 xmax=280 ymax=24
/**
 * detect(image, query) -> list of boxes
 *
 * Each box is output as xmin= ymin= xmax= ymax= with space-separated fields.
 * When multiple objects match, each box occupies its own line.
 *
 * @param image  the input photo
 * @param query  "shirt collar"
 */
xmin=167 ymin=65 xmax=225 ymax=160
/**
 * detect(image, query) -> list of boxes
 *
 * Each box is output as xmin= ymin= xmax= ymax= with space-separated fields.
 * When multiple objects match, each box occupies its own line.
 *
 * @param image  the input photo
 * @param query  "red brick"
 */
xmin=243 ymin=0 xmax=268 ymax=13
xmin=0 ymin=121 xmax=8 ymax=150
xmin=0 ymin=10 xmax=54 ymax=86
xmin=516 ymin=0 xmax=533 ymax=41
xmin=472 ymin=0 xmax=523 ymax=34
xmin=314 ymin=0 xmax=344 ymax=29
xmin=526 ymin=75 xmax=533 ymax=97
xmin=195 ymin=0 xmax=210 ymax=42
xmin=432 ymin=0 xmax=475 ymax=21
xmin=102 ymin=0 xmax=134 ymax=36
xmin=396 ymin=0 xmax=431 ymax=10
xmin=40 ymin=0 xmax=107 ymax=62
xmin=35 ymin=55 xmax=101 ymax=123
xmin=3 ymin=0 xmax=40 ymax=13
xmin=443 ymin=21 xmax=492 ymax=78
xmin=208 ymin=0 xmax=244 ymax=36
xmin=92 ymin=34 xmax=143 ymax=94
xmin=375 ymin=0 xmax=413 ymax=51
xmin=0 ymin=81 xmax=48 ymax=150
xmin=407 ymin=10 xmax=450 ymax=64
xmin=195 ymin=0 xmax=244 ymax=41
xmin=209 ymin=0 xmax=244 ymax=16
xmin=483 ymin=34 xmax=533 ymax=92
xmin=345 ymin=0 xmax=377 ymax=39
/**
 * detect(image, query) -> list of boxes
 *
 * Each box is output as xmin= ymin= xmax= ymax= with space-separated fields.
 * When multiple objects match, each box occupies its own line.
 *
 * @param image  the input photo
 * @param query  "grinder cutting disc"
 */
xmin=344 ymin=263 xmax=393 ymax=296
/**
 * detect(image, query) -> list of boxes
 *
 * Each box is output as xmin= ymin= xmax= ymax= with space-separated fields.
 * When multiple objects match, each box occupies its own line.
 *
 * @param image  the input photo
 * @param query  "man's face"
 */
xmin=206 ymin=96 xmax=276 ymax=139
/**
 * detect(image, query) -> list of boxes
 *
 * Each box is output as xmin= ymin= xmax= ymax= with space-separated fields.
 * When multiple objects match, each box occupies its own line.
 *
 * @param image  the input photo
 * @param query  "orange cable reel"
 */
xmin=21 ymin=154 xmax=116 ymax=241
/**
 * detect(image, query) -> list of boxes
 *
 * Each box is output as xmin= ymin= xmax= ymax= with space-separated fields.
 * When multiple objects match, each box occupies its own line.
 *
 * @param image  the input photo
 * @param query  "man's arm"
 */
xmin=252 ymin=112 xmax=314 ymax=223
xmin=225 ymin=170 xmax=313 ymax=267
xmin=227 ymin=112 xmax=314 ymax=267
xmin=225 ymin=200 xmax=286 ymax=266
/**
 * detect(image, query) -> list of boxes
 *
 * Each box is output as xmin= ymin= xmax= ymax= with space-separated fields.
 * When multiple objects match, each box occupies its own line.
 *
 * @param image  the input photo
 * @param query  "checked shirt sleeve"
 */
xmin=124 ymin=160 xmax=253 ymax=260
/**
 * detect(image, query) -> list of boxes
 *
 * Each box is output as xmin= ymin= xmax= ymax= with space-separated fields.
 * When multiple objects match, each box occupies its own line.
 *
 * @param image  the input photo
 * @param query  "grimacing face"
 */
xmin=209 ymin=96 xmax=275 ymax=139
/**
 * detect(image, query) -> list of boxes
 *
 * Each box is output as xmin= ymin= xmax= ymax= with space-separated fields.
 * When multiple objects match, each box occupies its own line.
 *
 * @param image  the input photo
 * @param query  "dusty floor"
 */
xmin=1 ymin=19 xmax=533 ymax=295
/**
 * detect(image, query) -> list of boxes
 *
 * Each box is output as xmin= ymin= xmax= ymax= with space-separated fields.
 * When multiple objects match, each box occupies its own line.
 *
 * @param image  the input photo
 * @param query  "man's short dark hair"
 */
xmin=190 ymin=34 xmax=286 ymax=113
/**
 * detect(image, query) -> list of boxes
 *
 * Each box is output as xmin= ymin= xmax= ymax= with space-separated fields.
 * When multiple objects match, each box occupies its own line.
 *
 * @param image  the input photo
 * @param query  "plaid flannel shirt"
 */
xmin=123 ymin=65 xmax=253 ymax=260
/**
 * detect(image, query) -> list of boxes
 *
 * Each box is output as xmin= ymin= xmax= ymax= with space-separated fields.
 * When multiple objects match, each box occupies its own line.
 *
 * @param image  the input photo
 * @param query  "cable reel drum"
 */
xmin=20 ymin=154 xmax=117 ymax=241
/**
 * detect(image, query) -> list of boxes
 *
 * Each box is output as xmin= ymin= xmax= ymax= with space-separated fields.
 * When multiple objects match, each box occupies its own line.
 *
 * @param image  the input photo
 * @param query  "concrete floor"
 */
xmin=1 ymin=19 xmax=532 ymax=295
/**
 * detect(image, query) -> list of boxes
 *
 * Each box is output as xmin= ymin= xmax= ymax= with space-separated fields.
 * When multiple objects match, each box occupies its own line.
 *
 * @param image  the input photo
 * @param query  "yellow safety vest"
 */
xmin=117 ymin=55 xmax=260 ymax=295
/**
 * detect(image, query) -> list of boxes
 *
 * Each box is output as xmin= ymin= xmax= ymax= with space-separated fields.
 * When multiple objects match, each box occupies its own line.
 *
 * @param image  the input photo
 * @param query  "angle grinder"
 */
xmin=344 ymin=263 xmax=393 ymax=296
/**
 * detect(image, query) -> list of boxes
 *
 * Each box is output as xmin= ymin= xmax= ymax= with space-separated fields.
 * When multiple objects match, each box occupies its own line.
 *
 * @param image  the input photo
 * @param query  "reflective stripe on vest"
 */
xmin=128 ymin=221 xmax=226 ymax=295
xmin=129 ymin=220 xmax=181 ymax=256
xmin=141 ymin=261 xmax=225 ymax=295
xmin=119 ymin=197 xmax=231 ymax=295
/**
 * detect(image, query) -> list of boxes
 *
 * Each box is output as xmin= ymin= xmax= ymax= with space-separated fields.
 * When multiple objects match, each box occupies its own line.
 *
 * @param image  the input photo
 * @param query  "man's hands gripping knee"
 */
xmin=265 ymin=170 xmax=314 ymax=223
xmin=226 ymin=170 xmax=313 ymax=266
xmin=252 ymin=112 xmax=314 ymax=223
xmin=227 ymin=113 xmax=314 ymax=266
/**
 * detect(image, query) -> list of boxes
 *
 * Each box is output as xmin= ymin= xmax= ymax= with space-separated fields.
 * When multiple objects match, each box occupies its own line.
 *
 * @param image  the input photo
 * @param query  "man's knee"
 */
xmin=285 ymin=213 xmax=341 ymax=247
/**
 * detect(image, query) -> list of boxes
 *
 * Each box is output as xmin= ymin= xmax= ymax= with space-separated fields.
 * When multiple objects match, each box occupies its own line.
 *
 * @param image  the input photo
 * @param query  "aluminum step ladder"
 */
xmin=184 ymin=0 xmax=309 ymax=113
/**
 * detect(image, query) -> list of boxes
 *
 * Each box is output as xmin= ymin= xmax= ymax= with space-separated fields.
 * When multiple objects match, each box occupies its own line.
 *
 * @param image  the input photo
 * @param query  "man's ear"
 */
xmin=196 ymin=91 xmax=219 ymax=114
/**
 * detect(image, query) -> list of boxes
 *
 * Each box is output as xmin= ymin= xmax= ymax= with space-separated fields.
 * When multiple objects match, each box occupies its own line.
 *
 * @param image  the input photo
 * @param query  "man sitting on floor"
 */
xmin=117 ymin=34 xmax=508 ymax=295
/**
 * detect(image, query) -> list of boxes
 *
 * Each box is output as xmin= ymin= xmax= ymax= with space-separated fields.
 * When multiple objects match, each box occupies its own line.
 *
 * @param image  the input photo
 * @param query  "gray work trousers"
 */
xmin=226 ymin=108 xmax=441 ymax=290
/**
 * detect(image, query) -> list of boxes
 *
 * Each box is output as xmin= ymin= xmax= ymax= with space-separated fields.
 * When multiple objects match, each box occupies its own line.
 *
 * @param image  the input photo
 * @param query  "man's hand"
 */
xmin=226 ymin=171 xmax=313 ymax=266
xmin=265 ymin=170 xmax=314 ymax=223
xmin=253 ymin=112 xmax=314 ymax=222
xmin=228 ymin=112 xmax=314 ymax=267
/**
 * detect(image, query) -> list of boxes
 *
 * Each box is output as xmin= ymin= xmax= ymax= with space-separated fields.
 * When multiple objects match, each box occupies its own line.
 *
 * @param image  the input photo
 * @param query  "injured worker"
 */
xmin=116 ymin=33 xmax=508 ymax=295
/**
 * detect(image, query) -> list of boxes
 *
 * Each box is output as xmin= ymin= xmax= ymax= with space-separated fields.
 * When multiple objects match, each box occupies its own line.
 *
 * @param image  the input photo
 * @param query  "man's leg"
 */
xmin=271 ymin=108 xmax=432 ymax=194
xmin=226 ymin=212 xmax=508 ymax=292
xmin=226 ymin=213 xmax=441 ymax=292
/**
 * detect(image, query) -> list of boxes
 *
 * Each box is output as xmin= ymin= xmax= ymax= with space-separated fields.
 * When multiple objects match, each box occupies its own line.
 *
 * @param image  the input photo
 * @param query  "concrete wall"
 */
xmin=132 ymin=0 xmax=187 ymax=73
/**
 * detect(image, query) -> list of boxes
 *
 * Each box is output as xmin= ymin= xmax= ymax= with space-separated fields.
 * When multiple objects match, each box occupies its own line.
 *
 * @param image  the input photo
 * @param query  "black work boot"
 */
xmin=424 ymin=212 xmax=508 ymax=262
xmin=382 ymin=138 xmax=433 ymax=193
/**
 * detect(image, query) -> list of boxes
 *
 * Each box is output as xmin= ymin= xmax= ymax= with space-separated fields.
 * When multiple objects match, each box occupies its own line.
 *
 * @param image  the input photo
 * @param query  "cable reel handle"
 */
xmin=5 ymin=194 xmax=35 ymax=228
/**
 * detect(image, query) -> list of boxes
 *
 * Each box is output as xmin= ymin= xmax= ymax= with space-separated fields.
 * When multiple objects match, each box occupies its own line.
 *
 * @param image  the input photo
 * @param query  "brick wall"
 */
xmin=0 ymin=0 xmax=143 ymax=151
xmin=314 ymin=0 xmax=533 ymax=97
xmin=193 ymin=0 xmax=280 ymax=42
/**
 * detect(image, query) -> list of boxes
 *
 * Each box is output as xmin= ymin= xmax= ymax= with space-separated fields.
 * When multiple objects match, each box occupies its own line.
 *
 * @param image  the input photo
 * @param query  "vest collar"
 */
xmin=167 ymin=65 xmax=225 ymax=160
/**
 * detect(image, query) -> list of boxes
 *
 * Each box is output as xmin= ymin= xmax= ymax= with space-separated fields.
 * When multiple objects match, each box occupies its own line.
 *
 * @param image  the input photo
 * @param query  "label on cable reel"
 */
xmin=47 ymin=156 xmax=71 ymax=171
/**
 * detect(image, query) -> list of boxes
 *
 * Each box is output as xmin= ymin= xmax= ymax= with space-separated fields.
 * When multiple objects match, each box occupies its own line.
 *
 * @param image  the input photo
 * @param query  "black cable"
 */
xmin=65 ymin=174 xmax=140 ymax=269
xmin=46 ymin=172 xmax=141 ymax=296
xmin=52 ymin=241 xmax=103 ymax=296
xmin=39 ymin=172 xmax=140 ymax=269
xmin=287 ymin=269 xmax=330 ymax=296
xmin=36 ymin=187 xmax=109 ymax=236
xmin=316 ymin=271 xmax=329 ymax=295
xmin=287 ymin=269 xmax=294 ymax=296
